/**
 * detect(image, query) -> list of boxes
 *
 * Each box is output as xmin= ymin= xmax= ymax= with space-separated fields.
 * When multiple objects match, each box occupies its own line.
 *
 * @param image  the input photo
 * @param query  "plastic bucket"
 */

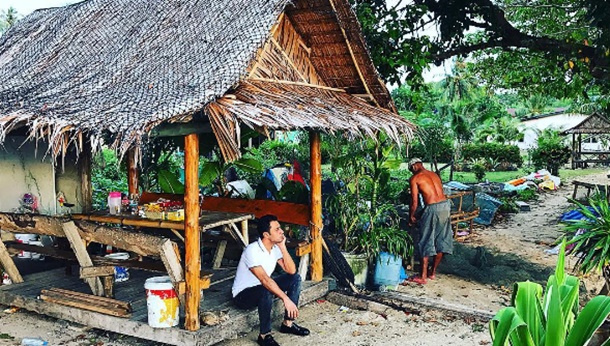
xmin=105 ymin=252 xmax=130 ymax=282
xmin=373 ymin=252 xmax=403 ymax=290
xmin=342 ymin=253 xmax=369 ymax=287
xmin=144 ymin=276 xmax=179 ymax=328
xmin=15 ymin=234 xmax=38 ymax=259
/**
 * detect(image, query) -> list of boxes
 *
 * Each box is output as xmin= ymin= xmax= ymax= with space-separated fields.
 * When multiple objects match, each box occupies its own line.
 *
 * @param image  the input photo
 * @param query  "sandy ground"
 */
xmin=0 ymin=171 xmax=608 ymax=346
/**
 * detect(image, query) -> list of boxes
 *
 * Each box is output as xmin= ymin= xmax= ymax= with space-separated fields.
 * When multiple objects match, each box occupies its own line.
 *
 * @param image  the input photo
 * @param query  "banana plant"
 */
xmin=489 ymin=240 xmax=610 ymax=346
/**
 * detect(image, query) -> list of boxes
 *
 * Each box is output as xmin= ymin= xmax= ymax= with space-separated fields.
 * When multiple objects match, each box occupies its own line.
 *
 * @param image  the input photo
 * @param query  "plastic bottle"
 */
xmin=21 ymin=338 xmax=48 ymax=346
xmin=107 ymin=191 xmax=122 ymax=215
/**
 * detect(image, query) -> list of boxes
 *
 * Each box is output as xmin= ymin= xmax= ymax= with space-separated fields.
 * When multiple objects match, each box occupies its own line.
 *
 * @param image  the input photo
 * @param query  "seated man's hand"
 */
xmin=283 ymin=297 xmax=299 ymax=319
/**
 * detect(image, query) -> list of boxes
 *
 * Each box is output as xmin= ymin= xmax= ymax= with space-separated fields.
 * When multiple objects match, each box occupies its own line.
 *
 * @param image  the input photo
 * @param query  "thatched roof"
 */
xmin=0 ymin=0 xmax=414 ymax=159
xmin=562 ymin=113 xmax=610 ymax=135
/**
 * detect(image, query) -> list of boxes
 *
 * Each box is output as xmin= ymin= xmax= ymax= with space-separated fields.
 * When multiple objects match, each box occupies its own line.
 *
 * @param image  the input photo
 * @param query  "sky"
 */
xmin=1 ymin=0 xmax=450 ymax=82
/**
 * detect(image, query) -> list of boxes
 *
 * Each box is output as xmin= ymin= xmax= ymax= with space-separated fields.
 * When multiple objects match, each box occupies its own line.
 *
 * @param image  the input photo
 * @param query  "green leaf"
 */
xmin=198 ymin=161 xmax=221 ymax=187
xmin=565 ymin=295 xmax=610 ymax=346
xmin=544 ymin=283 xmax=566 ymax=346
xmin=512 ymin=281 xmax=545 ymax=345
xmin=158 ymin=169 xmax=184 ymax=194
xmin=490 ymin=307 xmax=536 ymax=346
xmin=233 ymin=157 xmax=263 ymax=174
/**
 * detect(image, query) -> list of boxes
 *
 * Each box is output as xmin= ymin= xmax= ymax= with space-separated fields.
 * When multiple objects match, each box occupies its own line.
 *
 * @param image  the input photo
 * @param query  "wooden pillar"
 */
xmin=78 ymin=140 xmax=93 ymax=213
xmin=572 ymin=133 xmax=576 ymax=169
xmin=309 ymin=132 xmax=323 ymax=281
xmin=184 ymin=134 xmax=201 ymax=331
xmin=127 ymin=148 xmax=138 ymax=197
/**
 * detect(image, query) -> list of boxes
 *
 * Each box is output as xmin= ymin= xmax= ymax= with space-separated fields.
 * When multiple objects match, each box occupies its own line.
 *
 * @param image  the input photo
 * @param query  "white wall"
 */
xmin=0 ymin=136 xmax=85 ymax=215
xmin=517 ymin=114 xmax=589 ymax=150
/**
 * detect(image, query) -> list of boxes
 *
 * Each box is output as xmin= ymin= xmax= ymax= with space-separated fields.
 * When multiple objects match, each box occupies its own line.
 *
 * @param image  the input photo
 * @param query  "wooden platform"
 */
xmin=0 ymin=263 xmax=330 ymax=346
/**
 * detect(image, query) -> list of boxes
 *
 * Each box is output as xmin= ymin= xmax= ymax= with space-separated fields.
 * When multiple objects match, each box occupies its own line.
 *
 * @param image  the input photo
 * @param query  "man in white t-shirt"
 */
xmin=232 ymin=215 xmax=310 ymax=346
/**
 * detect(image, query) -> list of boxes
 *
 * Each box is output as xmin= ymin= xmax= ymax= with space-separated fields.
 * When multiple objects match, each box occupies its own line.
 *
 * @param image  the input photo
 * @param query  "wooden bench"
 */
xmin=572 ymin=180 xmax=610 ymax=202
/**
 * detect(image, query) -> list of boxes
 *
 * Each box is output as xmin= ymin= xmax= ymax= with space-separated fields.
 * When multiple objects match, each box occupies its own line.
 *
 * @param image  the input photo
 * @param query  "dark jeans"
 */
xmin=233 ymin=273 xmax=302 ymax=334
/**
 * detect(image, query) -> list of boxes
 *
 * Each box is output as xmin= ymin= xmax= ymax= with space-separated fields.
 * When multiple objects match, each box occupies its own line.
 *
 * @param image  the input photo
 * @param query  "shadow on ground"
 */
xmin=438 ymin=243 xmax=553 ymax=287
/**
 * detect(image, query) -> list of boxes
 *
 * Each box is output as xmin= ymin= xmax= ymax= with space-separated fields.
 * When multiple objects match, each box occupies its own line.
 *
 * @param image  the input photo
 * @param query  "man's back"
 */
xmin=411 ymin=169 xmax=446 ymax=205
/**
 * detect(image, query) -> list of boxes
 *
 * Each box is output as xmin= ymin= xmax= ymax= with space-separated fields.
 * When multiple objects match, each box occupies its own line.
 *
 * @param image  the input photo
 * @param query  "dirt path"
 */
xmin=0 ymin=171 xmax=608 ymax=346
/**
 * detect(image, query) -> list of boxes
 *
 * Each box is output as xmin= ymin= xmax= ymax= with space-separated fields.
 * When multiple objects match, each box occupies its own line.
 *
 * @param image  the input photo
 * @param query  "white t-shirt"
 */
xmin=232 ymin=238 xmax=283 ymax=297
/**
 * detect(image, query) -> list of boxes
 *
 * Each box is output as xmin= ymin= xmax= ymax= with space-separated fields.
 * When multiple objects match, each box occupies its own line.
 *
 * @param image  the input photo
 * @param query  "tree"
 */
xmin=0 ymin=7 xmax=18 ymax=35
xmin=351 ymin=0 xmax=610 ymax=98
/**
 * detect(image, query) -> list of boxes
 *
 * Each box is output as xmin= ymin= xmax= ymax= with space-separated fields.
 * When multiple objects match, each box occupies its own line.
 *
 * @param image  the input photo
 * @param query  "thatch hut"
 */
xmin=0 ymin=0 xmax=415 ymax=343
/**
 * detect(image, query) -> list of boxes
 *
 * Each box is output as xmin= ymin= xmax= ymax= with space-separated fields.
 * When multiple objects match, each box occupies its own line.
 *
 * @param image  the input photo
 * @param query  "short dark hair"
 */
xmin=257 ymin=214 xmax=278 ymax=238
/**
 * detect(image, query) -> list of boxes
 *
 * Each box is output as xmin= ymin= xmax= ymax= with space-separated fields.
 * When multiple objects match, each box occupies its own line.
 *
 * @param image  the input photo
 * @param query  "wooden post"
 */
xmin=0 ymin=240 xmax=23 ymax=283
xmin=127 ymin=148 xmax=138 ymax=197
xmin=572 ymin=133 xmax=576 ymax=169
xmin=184 ymin=133 xmax=201 ymax=331
xmin=78 ymin=140 xmax=93 ymax=213
xmin=62 ymin=221 xmax=105 ymax=296
xmin=309 ymin=131 xmax=323 ymax=281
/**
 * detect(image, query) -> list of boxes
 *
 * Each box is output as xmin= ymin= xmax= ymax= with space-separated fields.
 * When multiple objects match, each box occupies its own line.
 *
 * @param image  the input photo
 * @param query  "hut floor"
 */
xmin=0 ymin=260 xmax=330 ymax=346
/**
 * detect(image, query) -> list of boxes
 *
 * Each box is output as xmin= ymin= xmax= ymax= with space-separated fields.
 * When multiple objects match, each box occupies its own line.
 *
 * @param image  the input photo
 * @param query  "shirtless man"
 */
xmin=406 ymin=158 xmax=453 ymax=285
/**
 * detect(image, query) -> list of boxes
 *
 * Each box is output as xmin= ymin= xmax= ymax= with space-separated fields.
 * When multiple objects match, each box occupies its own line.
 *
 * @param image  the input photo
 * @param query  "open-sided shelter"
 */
xmin=562 ymin=113 xmax=610 ymax=168
xmin=0 ymin=0 xmax=415 ymax=343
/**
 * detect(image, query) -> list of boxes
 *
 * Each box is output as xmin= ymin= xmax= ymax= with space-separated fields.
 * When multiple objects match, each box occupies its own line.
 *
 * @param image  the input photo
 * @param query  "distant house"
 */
xmin=517 ymin=111 xmax=593 ymax=150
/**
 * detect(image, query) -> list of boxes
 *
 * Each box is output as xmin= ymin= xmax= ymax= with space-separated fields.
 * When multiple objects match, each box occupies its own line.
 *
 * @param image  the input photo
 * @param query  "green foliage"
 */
xmin=562 ymin=196 xmax=610 ymax=276
xmin=516 ymin=189 xmax=538 ymax=202
xmin=471 ymin=160 xmax=487 ymax=181
xmin=91 ymin=149 xmax=128 ymax=209
xmin=462 ymin=143 xmax=523 ymax=170
xmin=243 ymin=137 xmax=309 ymax=184
xmin=199 ymin=153 xmax=263 ymax=195
xmin=529 ymin=129 xmax=571 ymax=176
xmin=0 ymin=7 xmax=18 ymax=35
xmin=158 ymin=169 xmax=184 ymax=194
xmin=489 ymin=241 xmax=610 ymax=346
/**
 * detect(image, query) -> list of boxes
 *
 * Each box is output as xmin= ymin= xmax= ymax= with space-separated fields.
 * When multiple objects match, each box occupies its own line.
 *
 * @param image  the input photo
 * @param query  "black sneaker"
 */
xmin=257 ymin=334 xmax=280 ymax=346
xmin=279 ymin=322 xmax=310 ymax=336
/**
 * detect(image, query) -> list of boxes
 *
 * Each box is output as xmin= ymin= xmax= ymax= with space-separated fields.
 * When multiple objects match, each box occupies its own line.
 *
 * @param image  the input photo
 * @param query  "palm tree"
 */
xmin=439 ymin=58 xmax=477 ymax=103
xmin=0 ymin=7 xmax=18 ymax=34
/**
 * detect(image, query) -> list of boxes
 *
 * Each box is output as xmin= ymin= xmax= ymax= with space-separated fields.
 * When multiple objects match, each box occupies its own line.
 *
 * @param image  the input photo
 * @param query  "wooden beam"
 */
xmin=309 ymin=131 xmax=323 ymax=281
xmin=0 ymin=240 xmax=23 ymax=283
xmin=212 ymin=240 xmax=227 ymax=269
xmin=78 ymin=140 xmax=93 ymax=213
xmin=327 ymin=0 xmax=380 ymax=107
xmin=184 ymin=133 xmax=201 ymax=331
xmin=80 ymin=266 xmax=115 ymax=278
xmin=177 ymin=275 xmax=212 ymax=295
xmin=247 ymin=77 xmax=346 ymax=93
xmin=62 ymin=221 xmax=105 ymax=296
xmin=127 ymin=148 xmax=138 ymax=197
xmin=269 ymin=37 xmax=309 ymax=82
xmin=0 ymin=214 xmax=168 ymax=257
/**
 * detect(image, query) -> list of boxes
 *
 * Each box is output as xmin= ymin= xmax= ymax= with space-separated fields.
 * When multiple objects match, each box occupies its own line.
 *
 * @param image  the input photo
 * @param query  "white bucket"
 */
xmin=105 ymin=252 xmax=130 ymax=282
xmin=144 ymin=276 xmax=179 ymax=328
xmin=15 ymin=234 xmax=38 ymax=259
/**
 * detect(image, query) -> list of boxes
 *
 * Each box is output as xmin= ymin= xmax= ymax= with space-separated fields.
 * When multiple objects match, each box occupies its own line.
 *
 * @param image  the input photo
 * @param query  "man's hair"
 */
xmin=257 ymin=214 xmax=279 ymax=238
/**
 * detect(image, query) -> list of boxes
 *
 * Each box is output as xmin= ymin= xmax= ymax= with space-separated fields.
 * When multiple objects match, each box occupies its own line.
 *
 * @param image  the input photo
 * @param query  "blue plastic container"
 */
xmin=373 ymin=252 xmax=403 ymax=290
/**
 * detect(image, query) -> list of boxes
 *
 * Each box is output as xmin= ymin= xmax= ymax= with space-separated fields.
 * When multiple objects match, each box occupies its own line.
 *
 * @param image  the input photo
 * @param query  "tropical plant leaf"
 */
xmin=158 ymin=169 xmax=184 ymax=194
xmin=489 ymin=307 xmax=536 ymax=346
xmin=198 ymin=161 xmax=222 ymax=187
xmin=565 ymin=295 xmax=610 ymax=346
xmin=233 ymin=157 xmax=263 ymax=174
xmin=512 ymin=281 xmax=545 ymax=345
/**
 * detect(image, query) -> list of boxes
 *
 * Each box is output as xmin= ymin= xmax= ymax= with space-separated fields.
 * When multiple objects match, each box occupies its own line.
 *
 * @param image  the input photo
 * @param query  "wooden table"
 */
xmin=71 ymin=211 xmax=254 ymax=269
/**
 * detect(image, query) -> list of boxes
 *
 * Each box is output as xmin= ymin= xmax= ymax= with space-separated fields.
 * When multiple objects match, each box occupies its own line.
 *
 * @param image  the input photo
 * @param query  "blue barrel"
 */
xmin=373 ymin=252 xmax=403 ymax=289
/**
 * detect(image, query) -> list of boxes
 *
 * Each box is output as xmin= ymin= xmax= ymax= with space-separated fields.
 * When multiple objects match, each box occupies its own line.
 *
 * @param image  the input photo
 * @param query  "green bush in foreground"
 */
xmin=489 ymin=240 xmax=610 ymax=346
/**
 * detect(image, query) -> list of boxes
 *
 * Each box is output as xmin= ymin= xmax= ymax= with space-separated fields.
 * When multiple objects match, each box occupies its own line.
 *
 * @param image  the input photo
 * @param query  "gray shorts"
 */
xmin=418 ymin=200 xmax=453 ymax=257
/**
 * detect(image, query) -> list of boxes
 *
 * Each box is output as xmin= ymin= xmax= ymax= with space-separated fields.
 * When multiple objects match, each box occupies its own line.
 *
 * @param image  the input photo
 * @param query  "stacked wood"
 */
xmin=40 ymin=288 xmax=131 ymax=317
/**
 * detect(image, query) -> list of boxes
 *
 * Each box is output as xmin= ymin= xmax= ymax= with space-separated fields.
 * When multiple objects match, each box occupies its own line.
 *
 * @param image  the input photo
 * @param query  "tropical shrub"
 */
xmin=489 ymin=241 xmax=610 ymax=346
xmin=462 ymin=142 xmax=523 ymax=170
xmin=562 ymin=196 xmax=610 ymax=287
xmin=529 ymin=129 xmax=571 ymax=176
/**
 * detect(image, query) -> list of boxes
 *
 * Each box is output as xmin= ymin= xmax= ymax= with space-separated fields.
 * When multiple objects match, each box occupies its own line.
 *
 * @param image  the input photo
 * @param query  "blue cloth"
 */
xmin=560 ymin=207 xmax=599 ymax=222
